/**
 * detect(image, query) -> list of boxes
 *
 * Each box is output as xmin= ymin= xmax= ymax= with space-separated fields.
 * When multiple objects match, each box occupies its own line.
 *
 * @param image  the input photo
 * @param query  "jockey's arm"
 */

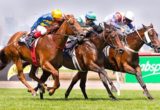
xmin=31 ymin=17 xmax=43 ymax=31
xmin=91 ymin=22 xmax=103 ymax=33
xmin=46 ymin=23 xmax=60 ymax=34
xmin=31 ymin=13 xmax=53 ymax=31
xmin=127 ymin=23 xmax=135 ymax=30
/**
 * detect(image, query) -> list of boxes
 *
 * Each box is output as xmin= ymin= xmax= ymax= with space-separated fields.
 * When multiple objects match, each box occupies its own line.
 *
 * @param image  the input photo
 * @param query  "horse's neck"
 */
xmin=89 ymin=32 xmax=106 ymax=51
xmin=53 ymin=21 xmax=68 ymax=47
xmin=126 ymin=28 xmax=145 ymax=52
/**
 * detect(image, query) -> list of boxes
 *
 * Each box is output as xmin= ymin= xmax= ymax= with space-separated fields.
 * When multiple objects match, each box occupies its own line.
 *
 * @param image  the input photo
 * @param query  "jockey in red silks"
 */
xmin=19 ymin=9 xmax=63 ymax=48
xmin=104 ymin=11 xmax=135 ymax=35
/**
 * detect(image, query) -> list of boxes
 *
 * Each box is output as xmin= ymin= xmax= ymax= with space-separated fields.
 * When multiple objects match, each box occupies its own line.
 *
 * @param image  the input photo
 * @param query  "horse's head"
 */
xmin=142 ymin=24 xmax=160 ymax=53
xmin=0 ymin=48 xmax=8 ymax=70
xmin=103 ymin=22 xmax=124 ymax=53
xmin=63 ymin=15 xmax=85 ymax=36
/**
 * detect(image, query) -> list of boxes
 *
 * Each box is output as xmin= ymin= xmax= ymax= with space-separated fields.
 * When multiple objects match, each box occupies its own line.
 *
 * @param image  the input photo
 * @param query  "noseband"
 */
xmin=135 ymin=28 xmax=153 ymax=45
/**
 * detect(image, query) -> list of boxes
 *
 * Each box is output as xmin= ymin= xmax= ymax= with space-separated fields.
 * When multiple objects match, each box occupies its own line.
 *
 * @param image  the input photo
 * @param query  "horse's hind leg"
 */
xmin=14 ymin=58 xmax=36 ymax=96
xmin=88 ymin=62 xmax=116 ymax=100
xmin=65 ymin=71 xmax=81 ymax=99
xmin=98 ymin=72 xmax=116 ymax=100
xmin=42 ymin=61 xmax=60 ymax=96
xmin=29 ymin=65 xmax=47 ymax=92
xmin=34 ymin=70 xmax=51 ymax=92
xmin=79 ymin=72 xmax=88 ymax=99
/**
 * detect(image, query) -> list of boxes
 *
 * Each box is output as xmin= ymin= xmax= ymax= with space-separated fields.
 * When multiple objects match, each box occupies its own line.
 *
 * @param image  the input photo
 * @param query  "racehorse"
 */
xmin=0 ymin=15 xmax=84 ymax=96
xmin=63 ymin=24 xmax=160 ymax=100
xmin=29 ymin=23 xmax=125 ymax=99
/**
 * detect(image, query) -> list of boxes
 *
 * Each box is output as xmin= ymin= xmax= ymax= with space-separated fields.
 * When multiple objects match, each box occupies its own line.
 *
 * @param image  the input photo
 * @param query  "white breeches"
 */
xmin=36 ymin=25 xmax=47 ymax=35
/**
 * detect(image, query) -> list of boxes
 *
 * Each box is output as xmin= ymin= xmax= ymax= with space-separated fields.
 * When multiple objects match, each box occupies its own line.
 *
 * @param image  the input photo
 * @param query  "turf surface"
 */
xmin=0 ymin=89 xmax=159 ymax=110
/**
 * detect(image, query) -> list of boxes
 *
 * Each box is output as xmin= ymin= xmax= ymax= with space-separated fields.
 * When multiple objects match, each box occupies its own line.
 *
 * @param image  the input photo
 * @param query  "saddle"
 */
xmin=63 ymin=40 xmax=78 ymax=56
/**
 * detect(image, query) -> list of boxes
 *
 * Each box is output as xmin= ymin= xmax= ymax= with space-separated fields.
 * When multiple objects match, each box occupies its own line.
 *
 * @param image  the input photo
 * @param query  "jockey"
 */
xmin=19 ymin=9 xmax=63 ymax=48
xmin=104 ymin=11 xmax=135 ymax=35
xmin=77 ymin=11 xmax=103 ymax=34
xmin=66 ymin=11 xmax=103 ymax=50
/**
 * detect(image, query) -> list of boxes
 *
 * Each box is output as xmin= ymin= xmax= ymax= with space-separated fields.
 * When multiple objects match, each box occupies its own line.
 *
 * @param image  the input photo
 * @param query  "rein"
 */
xmin=51 ymin=18 xmax=81 ymax=50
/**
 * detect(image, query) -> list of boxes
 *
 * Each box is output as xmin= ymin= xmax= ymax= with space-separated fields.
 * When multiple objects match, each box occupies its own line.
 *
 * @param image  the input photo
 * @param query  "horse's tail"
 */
xmin=0 ymin=48 xmax=10 ymax=70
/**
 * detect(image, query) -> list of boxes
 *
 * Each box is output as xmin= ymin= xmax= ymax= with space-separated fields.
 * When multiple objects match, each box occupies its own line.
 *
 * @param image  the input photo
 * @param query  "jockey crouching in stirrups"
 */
xmin=19 ymin=9 xmax=64 ymax=48
xmin=104 ymin=11 xmax=135 ymax=36
xmin=67 ymin=11 xmax=103 ymax=49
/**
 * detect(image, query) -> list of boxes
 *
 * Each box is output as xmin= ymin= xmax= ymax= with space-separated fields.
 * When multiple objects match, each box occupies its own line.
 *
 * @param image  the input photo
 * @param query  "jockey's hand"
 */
xmin=120 ymin=27 xmax=125 ymax=33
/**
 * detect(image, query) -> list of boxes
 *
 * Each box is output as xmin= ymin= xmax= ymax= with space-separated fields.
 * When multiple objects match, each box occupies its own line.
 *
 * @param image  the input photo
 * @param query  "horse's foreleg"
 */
xmin=15 ymin=59 xmax=36 ymax=96
xmin=65 ymin=71 xmax=81 ymax=99
xmin=135 ymin=66 xmax=153 ymax=100
xmin=89 ymin=62 xmax=116 ymax=100
xmin=42 ymin=61 xmax=60 ymax=96
xmin=29 ymin=65 xmax=47 ymax=92
xmin=123 ymin=63 xmax=153 ymax=100
xmin=79 ymin=71 xmax=88 ymax=99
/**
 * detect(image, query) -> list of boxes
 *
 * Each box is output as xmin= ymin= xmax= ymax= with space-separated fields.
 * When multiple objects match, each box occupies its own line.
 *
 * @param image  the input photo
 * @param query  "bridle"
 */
xmin=52 ymin=17 xmax=83 ymax=50
xmin=124 ymin=27 xmax=155 ymax=53
xmin=135 ymin=28 xmax=154 ymax=45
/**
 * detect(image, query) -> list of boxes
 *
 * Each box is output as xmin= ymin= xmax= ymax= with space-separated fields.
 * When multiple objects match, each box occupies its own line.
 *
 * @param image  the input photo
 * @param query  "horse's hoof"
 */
xmin=84 ymin=97 xmax=88 ymax=100
xmin=148 ymin=96 xmax=154 ymax=100
xmin=32 ymin=91 xmax=37 ymax=97
xmin=65 ymin=93 xmax=69 ymax=99
xmin=40 ymin=93 xmax=44 ymax=100
xmin=109 ymin=96 xmax=117 ymax=101
xmin=27 ymin=89 xmax=31 ymax=93
xmin=49 ymin=89 xmax=55 ymax=96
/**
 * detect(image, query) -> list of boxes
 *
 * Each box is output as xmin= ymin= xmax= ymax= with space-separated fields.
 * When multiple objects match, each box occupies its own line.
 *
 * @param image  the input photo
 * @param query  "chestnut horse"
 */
xmin=29 ymin=23 xmax=125 ymax=99
xmin=0 ymin=15 xmax=84 ymax=96
xmin=63 ymin=24 xmax=160 ymax=100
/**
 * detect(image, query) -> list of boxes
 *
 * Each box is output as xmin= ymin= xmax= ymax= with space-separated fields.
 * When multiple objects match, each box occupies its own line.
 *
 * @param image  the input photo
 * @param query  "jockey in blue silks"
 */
xmin=19 ymin=9 xmax=63 ymax=48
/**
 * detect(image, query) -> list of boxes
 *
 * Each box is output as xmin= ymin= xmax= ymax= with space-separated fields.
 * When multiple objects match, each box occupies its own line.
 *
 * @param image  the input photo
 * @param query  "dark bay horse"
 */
xmin=63 ymin=24 xmax=160 ymax=100
xmin=30 ymin=23 xmax=125 ymax=99
xmin=0 ymin=15 xmax=84 ymax=96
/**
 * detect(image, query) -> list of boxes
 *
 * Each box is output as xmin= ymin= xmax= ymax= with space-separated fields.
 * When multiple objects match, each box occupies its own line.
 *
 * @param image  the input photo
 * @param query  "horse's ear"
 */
xmin=103 ymin=22 xmax=110 ymax=29
xmin=142 ymin=24 xmax=147 ymax=29
xmin=63 ymin=14 xmax=67 ymax=19
xmin=150 ymin=23 xmax=153 ymax=28
xmin=103 ymin=22 xmax=107 ymax=27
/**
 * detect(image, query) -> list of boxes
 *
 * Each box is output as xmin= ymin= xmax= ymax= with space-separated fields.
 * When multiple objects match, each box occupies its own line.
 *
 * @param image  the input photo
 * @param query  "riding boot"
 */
xmin=18 ymin=32 xmax=35 ymax=48
xmin=26 ymin=34 xmax=37 ymax=48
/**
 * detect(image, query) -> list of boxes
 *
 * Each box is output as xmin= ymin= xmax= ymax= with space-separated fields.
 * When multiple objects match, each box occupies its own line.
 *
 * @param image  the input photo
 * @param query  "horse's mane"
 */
xmin=125 ymin=27 xmax=144 ymax=37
